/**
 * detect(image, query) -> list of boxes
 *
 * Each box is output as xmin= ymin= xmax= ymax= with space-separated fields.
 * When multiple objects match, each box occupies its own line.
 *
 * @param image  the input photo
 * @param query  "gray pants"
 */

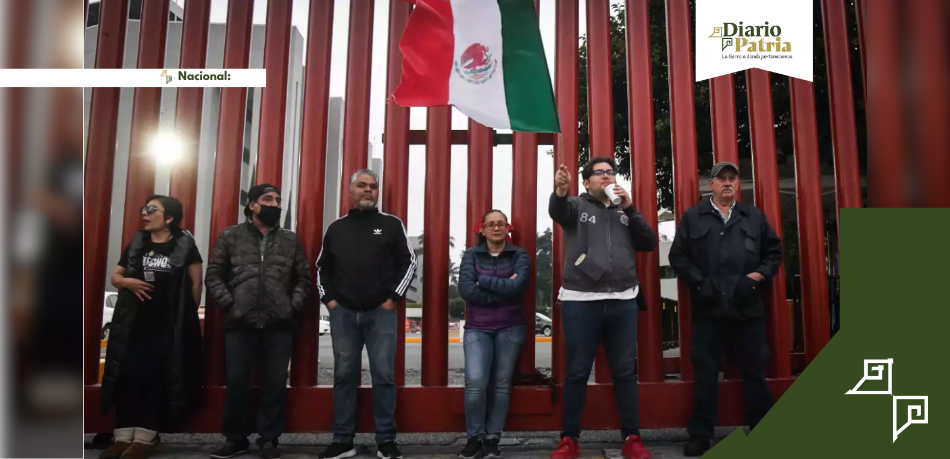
xmin=329 ymin=305 xmax=398 ymax=444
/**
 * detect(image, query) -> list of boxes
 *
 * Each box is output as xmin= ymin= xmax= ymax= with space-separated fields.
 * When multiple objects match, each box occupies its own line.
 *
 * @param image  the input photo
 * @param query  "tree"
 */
xmin=576 ymin=0 xmax=867 ymax=279
xmin=576 ymin=0 xmax=866 ymax=215
xmin=535 ymin=229 xmax=553 ymax=314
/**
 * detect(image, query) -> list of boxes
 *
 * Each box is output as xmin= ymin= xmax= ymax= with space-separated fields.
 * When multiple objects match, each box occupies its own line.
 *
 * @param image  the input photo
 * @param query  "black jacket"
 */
xmin=316 ymin=207 xmax=416 ymax=311
xmin=205 ymin=221 xmax=311 ymax=330
xmin=668 ymin=199 xmax=783 ymax=320
xmin=101 ymin=231 xmax=204 ymax=421
xmin=549 ymin=192 xmax=656 ymax=303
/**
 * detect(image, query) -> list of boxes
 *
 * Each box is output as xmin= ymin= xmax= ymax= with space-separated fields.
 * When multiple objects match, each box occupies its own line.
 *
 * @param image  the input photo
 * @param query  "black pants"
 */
xmin=687 ymin=318 xmax=774 ymax=439
xmin=223 ymin=330 xmax=294 ymax=444
xmin=115 ymin=332 xmax=167 ymax=431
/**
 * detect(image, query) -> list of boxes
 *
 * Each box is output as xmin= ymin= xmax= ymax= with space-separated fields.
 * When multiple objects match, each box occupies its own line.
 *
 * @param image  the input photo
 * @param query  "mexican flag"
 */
xmin=391 ymin=0 xmax=560 ymax=133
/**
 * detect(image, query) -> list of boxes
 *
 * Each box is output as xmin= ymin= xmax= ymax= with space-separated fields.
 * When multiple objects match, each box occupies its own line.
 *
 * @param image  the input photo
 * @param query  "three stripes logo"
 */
xmin=845 ymin=358 xmax=929 ymax=443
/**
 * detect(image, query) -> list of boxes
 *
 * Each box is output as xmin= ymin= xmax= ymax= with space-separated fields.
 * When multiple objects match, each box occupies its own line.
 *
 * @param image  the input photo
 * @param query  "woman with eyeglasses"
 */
xmin=456 ymin=210 xmax=531 ymax=459
xmin=99 ymin=195 xmax=204 ymax=459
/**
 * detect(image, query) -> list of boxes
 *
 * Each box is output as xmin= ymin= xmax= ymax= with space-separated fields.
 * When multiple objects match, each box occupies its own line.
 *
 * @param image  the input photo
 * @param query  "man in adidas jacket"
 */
xmin=315 ymin=169 xmax=416 ymax=459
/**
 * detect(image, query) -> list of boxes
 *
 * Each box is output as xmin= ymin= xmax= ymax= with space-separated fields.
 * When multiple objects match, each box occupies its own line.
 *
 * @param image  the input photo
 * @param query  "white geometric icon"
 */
xmin=845 ymin=358 xmax=929 ymax=443
xmin=845 ymin=358 xmax=893 ymax=395
xmin=893 ymin=396 xmax=928 ymax=443
xmin=373 ymin=229 xmax=382 ymax=235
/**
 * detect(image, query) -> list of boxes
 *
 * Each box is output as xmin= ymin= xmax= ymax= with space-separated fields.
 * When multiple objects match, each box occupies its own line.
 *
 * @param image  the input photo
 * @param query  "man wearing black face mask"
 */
xmin=206 ymin=184 xmax=311 ymax=459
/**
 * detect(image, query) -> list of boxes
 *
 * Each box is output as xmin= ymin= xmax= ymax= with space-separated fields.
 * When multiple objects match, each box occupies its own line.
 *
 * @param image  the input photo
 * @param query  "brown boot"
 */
xmin=99 ymin=428 xmax=133 ymax=459
xmin=119 ymin=441 xmax=155 ymax=459
xmin=121 ymin=428 xmax=158 ymax=459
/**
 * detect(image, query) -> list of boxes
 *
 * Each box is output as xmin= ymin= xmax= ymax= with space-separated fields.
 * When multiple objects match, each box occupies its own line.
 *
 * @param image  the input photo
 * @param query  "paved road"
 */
xmin=317 ymin=334 xmax=553 ymax=371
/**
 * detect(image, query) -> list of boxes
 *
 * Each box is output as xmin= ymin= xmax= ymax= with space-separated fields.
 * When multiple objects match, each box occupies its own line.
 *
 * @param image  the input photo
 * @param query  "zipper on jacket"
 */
xmin=258 ymin=233 xmax=267 ymax=329
xmin=605 ymin=204 xmax=613 ymax=292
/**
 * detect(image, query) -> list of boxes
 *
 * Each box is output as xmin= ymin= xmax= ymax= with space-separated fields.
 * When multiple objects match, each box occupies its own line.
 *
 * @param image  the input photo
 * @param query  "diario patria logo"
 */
xmin=695 ymin=0 xmax=812 ymax=82
xmin=161 ymin=69 xmax=233 ymax=85
xmin=708 ymin=21 xmax=792 ymax=54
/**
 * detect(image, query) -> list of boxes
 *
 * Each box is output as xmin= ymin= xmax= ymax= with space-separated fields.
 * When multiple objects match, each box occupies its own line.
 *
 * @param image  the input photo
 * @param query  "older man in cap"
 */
xmin=668 ymin=162 xmax=783 ymax=456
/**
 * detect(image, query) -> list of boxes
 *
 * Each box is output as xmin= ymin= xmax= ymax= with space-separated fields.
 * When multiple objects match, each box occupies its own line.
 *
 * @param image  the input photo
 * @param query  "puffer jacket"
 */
xmin=458 ymin=242 xmax=531 ymax=330
xmin=101 ymin=230 xmax=204 ymax=421
xmin=205 ymin=221 xmax=311 ymax=330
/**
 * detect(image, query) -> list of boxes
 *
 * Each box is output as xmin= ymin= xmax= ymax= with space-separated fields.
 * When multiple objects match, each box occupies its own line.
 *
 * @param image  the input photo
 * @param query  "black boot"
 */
xmin=458 ymin=437 xmax=482 ymax=459
xmin=683 ymin=437 xmax=710 ymax=456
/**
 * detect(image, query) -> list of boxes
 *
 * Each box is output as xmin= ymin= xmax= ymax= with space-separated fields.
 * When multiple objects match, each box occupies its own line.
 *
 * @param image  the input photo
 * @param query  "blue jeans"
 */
xmin=561 ymin=299 xmax=640 ymax=439
xmin=463 ymin=324 xmax=526 ymax=440
xmin=329 ymin=305 xmax=398 ymax=444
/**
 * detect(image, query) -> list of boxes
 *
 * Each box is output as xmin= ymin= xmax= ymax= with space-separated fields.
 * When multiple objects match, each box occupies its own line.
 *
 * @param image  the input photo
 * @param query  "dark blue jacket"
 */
xmin=458 ymin=242 xmax=531 ymax=330
xmin=668 ymin=199 xmax=783 ymax=319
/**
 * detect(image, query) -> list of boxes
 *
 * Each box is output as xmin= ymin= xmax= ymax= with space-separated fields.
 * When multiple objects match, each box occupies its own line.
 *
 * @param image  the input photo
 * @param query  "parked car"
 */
xmin=102 ymin=293 xmax=205 ymax=340
xmin=535 ymin=313 xmax=552 ymax=337
xmin=320 ymin=314 xmax=330 ymax=335
xmin=101 ymin=293 xmax=118 ymax=340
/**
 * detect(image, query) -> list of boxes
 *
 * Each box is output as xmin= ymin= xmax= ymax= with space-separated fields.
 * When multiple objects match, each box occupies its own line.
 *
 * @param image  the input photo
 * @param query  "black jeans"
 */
xmin=561 ymin=299 xmax=641 ymax=439
xmin=223 ymin=330 xmax=294 ymax=445
xmin=687 ymin=318 xmax=774 ymax=439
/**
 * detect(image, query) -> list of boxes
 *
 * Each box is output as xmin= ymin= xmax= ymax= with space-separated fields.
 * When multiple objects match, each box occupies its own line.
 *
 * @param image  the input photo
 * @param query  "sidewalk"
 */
xmin=84 ymin=429 xmax=736 ymax=459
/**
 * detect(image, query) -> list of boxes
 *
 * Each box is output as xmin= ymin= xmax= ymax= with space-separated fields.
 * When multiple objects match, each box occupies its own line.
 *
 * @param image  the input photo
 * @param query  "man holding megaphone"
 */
xmin=548 ymin=157 xmax=657 ymax=459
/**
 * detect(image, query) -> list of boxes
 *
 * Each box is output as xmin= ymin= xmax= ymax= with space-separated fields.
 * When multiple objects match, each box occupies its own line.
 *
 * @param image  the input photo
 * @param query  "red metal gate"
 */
xmin=83 ymin=0 xmax=865 ymax=433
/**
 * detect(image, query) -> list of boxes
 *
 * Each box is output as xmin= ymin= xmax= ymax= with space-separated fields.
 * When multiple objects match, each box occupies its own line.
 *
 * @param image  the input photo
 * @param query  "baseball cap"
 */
xmin=710 ymin=161 xmax=739 ymax=178
xmin=244 ymin=183 xmax=281 ymax=217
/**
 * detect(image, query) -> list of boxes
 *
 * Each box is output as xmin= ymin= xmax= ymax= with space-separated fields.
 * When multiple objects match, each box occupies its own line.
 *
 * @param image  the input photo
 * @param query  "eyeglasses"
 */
xmin=591 ymin=170 xmax=616 ymax=177
xmin=483 ymin=222 xmax=509 ymax=230
xmin=141 ymin=205 xmax=164 ymax=216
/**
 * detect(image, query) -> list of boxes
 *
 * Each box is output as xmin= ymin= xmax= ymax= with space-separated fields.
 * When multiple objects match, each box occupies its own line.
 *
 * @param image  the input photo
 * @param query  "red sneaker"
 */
xmin=621 ymin=435 xmax=652 ymax=459
xmin=550 ymin=436 xmax=580 ymax=459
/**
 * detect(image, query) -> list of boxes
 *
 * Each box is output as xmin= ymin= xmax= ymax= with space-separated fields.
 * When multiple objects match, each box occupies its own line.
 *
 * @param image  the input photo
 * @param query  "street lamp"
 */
xmin=151 ymin=131 xmax=183 ymax=165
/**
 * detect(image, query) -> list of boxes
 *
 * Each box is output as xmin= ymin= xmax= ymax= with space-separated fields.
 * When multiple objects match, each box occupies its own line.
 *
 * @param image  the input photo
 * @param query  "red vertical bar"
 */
xmin=291 ymin=0 xmax=335 ymax=388
xmin=867 ymin=0 xmax=906 ymax=208
xmin=466 ymin=121 xmax=493 ymax=366
xmin=511 ymin=0 xmax=540 ymax=373
xmin=665 ymin=0 xmax=698 ymax=381
xmin=121 ymin=0 xmax=171 ymax=246
xmin=911 ymin=0 xmax=950 ymax=207
xmin=746 ymin=69 xmax=791 ymax=379
xmin=339 ymin=4 xmax=374 ymax=214
xmin=83 ymin=0 xmax=129 ymax=385
xmin=855 ymin=0 xmax=867 ymax=103
xmin=5 ymin=0 xmax=30 ymax=207
xmin=709 ymin=73 xmax=741 ymax=381
xmin=709 ymin=75 xmax=739 ymax=166
xmin=587 ymin=0 xmax=614 ymax=384
xmin=586 ymin=0 xmax=614 ymax=156
xmin=624 ymin=0 xmax=662 ymax=383
xmin=255 ymin=0 xmax=293 ymax=185
xmin=552 ymin=0 xmax=579 ymax=385
xmin=170 ymin=0 xmax=212 ymax=232
xmin=789 ymin=78 xmax=831 ymax=366
xmin=821 ymin=0 xmax=864 ymax=232
xmin=512 ymin=132 xmax=538 ymax=374
xmin=205 ymin=0 xmax=255 ymax=387
xmin=421 ymin=107 xmax=451 ymax=387
xmin=383 ymin=0 xmax=412 ymax=387
xmin=466 ymin=122 xmax=493 ymax=249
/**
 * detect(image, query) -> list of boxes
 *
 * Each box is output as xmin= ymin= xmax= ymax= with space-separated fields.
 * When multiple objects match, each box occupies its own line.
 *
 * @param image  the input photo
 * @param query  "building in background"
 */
xmin=84 ymin=5 xmax=329 ymax=301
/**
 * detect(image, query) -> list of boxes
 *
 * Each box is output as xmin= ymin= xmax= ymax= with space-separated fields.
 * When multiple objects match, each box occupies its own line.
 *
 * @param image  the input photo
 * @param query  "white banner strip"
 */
xmin=0 ymin=69 xmax=267 ymax=87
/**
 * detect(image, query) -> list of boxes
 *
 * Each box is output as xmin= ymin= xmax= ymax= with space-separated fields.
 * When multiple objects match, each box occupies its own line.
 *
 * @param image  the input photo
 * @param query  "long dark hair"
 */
xmin=145 ymin=194 xmax=185 ymax=236
xmin=477 ymin=209 xmax=509 ymax=246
